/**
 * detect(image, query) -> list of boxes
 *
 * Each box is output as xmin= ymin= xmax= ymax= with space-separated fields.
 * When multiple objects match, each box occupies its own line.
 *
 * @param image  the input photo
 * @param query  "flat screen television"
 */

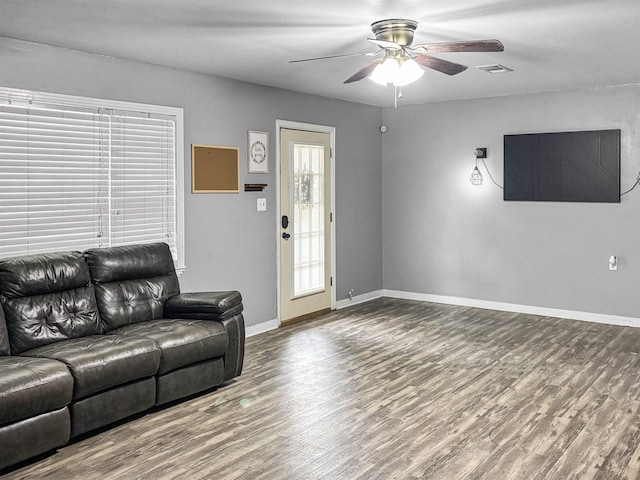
xmin=503 ymin=129 xmax=621 ymax=203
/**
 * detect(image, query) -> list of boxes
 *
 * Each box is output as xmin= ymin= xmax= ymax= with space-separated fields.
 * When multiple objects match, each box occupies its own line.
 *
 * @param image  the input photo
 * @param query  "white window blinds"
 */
xmin=110 ymin=112 xmax=177 ymax=258
xmin=0 ymin=88 xmax=184 ymax=271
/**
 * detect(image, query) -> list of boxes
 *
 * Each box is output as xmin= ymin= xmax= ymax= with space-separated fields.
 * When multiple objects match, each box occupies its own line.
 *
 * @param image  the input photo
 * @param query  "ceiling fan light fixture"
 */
xmin=369 ymin=58 xmax=398 ymax=85
xmin=394 ymin=58 xmax=424 ymax=86
xmin=369 ymin=57 xmax=424 ymax=86
xmin=291 ymin=17 xmax=505 ymax=101
xmin=369 ymin=64 xmax=389 ymax=86
xmin=384 ymin=57 xmax=401 ymax=83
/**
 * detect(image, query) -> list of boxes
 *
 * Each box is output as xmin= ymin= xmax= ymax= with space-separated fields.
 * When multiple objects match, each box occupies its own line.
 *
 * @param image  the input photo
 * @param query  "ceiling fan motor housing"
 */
xmin=370 ymin=19 xmax=418 ymax=47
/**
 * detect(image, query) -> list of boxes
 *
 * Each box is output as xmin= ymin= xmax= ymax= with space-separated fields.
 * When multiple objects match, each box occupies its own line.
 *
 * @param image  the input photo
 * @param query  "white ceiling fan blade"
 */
xmin=367 ymin=38 xmax=403 ymax=50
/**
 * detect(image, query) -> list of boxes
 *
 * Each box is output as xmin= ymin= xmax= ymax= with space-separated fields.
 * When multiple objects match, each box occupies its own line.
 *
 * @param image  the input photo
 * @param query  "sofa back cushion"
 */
xmin=84 ymin=243 xmax=180 ymax=331
xmin=0 ymin=252 xmax=101 ymax=354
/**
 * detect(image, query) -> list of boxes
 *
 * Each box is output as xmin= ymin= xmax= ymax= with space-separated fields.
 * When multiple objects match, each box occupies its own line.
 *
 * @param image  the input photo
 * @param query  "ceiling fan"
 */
xmin=290 ymin=19 xmax=504 ymax=87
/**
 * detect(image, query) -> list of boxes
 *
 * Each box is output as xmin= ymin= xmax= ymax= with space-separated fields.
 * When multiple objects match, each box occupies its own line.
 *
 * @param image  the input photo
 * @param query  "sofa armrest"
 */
xmin=164 ymin=292 xmax=244 ymax=380
xmin=164 ymin=291 xmax=243 ymax=320
xmin=0 ymin=303 xmax=10 ymax=355
xmin=220 ymin=313 xmax=245 ymax=380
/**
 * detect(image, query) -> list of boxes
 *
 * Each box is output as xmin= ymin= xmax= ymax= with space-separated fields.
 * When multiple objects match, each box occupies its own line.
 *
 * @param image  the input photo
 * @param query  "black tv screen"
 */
xmin=503 ymin=129 xmax=620 ymax=203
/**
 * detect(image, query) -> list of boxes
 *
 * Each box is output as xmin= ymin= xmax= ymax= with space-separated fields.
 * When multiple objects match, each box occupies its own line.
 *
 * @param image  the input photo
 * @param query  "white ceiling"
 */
xmin=0 ymin=0 xmax=638 ymax=107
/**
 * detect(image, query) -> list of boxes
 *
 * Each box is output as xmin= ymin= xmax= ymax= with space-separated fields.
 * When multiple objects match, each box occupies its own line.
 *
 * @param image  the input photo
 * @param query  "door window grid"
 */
xmin=292 ymin=143 xmax=324 ymax=297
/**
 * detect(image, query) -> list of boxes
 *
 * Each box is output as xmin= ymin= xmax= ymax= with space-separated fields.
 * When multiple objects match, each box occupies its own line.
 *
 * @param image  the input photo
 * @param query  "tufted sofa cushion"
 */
xmin=0 ymin=356 xmax=73 ymax=426
xmin=85 ymin=243 xmax=180 ymax=331
xmin=0 ymin=252 xmax=101 ymax=354
xmin=23 ymin=335 xmax=160 ymax=399
xmin=110 ymin=319 xmax=229 ymax=374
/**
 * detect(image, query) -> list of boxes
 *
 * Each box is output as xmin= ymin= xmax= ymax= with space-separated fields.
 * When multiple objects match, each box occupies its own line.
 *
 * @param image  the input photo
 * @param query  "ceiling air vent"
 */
xmin=476 ymin=64 xmax=513 ymax=74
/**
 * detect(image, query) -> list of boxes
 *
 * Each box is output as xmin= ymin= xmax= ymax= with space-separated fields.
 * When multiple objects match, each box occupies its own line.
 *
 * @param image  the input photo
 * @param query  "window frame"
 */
xmin=0 ymin=86 xmax=186 ymax=274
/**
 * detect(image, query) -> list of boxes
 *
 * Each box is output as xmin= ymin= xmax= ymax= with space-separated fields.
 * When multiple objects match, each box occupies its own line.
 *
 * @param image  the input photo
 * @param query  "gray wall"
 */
xmin=0 ymin=37 xmax=384 ymax=327
xmin=5 ymin=35 xmax=638 ymax=322
xmin=382 ymin=85 xmax=640 ymax=317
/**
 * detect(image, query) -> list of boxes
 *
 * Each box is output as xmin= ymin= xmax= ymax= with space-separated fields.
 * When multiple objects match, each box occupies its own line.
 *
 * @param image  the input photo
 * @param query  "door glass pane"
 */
xmin=292 ymin=143 xmax=324 ymax=297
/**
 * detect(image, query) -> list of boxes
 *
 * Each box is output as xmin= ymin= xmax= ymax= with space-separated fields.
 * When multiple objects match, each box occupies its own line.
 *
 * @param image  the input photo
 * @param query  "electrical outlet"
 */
xmin=609 ymin=255 xmax=618 ymax=271
xmin=257 ymin=198 xmax=267 ymax=211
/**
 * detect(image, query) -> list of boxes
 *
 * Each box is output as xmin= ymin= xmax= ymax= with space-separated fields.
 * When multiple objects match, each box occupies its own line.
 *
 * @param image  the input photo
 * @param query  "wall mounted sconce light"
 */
xmin=470 ymin=148 xmax=487 ymax=186
xmin=469 ymin=147 xmax=503 ymax=190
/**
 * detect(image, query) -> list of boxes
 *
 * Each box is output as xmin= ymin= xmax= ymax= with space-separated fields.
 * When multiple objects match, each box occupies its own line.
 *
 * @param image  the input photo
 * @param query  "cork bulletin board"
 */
xmin=191 ymin=144 xmax=240 ymax=193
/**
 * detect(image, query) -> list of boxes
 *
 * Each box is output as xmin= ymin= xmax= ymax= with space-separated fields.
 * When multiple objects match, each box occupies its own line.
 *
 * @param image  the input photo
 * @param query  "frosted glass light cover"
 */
xmin=394 ymin=59 xmax=424 ymax=86
xmin=369 ymin=58 xmax=424 ymax=87
xmin=369 ymin=64 xmax=388 ymax=85
xmin=369 ymin=58 xmax=401 ymax=85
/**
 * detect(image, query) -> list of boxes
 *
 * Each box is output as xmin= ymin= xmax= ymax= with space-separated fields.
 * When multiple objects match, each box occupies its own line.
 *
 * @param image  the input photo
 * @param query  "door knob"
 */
xmin=282 ymin=232 xmax=291 ymax=240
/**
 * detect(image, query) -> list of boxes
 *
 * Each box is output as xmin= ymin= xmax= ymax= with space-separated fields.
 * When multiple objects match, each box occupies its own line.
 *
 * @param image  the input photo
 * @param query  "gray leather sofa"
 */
xmin=0 ymin=242 xmax=245 ymax=470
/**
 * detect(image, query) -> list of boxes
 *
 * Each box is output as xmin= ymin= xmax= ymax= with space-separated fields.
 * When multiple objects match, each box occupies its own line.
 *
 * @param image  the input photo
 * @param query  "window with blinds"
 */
xmin=0 ymin=87 xmax=185 ymax=271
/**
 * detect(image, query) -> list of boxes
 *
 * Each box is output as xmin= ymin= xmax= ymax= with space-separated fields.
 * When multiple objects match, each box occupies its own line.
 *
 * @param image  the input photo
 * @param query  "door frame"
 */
xmin=275 ymin=119 xmax=336 ymax=326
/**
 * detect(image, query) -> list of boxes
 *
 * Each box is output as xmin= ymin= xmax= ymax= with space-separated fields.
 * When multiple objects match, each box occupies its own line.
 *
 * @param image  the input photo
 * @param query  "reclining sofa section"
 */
xmin=0 ymin=242 xmax=245 ymax=470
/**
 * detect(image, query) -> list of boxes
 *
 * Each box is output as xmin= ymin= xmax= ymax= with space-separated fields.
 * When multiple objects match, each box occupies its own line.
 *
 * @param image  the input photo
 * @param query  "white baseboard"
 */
xmin=246 ymin=319 xmax=279 ymax=337
xmin=246 ymin=291 xmax=384 ymax=337
xmin=247 ymin=291 xmax=640 ymax=337
xmin=383 ymin=289 xmax=640 ymax=329
xmin=336 ymin=289 xmax=384 ymax=310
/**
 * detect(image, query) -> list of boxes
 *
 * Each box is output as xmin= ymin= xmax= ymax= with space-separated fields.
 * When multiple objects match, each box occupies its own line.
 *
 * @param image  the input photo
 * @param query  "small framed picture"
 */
xmin=248 ymin=130 xmax=269 ymax=174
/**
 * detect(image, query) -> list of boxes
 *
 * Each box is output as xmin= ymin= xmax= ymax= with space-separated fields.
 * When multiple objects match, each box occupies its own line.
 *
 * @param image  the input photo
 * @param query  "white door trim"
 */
xmin=275 ymin=119 xmax=336 ymax=326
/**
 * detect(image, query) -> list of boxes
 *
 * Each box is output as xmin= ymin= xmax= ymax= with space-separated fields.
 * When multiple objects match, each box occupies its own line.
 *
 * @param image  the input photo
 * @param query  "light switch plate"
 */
xmin=257 ymin=198 xmax=267 ymax=211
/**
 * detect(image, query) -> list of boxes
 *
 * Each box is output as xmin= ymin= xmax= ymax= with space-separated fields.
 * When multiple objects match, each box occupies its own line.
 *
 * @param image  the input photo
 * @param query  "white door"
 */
xmin=279 ymin=128 xmax=333 ymax=324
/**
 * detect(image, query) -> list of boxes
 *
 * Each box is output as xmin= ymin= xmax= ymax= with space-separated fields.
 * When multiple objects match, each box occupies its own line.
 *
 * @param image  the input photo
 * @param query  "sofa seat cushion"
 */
xmin=0 ymin=356 xmax=73 ymax=426
xmin=23 ymin=335 xmax=160 ymax=399
xmin=110 ymin=319 xmax=228 ymax=375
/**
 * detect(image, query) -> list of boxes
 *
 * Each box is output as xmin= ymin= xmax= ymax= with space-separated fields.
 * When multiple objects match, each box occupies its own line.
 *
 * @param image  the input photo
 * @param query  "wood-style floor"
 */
xmin=4 ymin=297 xmax=640 ymax=479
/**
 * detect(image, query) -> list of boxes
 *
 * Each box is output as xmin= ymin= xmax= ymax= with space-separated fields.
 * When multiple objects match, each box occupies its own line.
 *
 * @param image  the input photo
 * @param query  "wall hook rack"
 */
xmin=244 ymin=183 xmax=267 ymax=192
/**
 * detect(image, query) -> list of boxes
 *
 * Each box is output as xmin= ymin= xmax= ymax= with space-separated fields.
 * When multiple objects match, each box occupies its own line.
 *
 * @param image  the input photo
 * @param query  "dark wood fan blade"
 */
xmin=412 ymin=39 xmax=504 ymax=53
xmin=414 ymin=54 xmax=468 ymax=75
xmin=367 ymin=38 xmax=403 ymax=50
xmin=343 ymin=58 xmax=384 ymax=84
xmin=289 ymin=51 xmax=378 ymax=63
